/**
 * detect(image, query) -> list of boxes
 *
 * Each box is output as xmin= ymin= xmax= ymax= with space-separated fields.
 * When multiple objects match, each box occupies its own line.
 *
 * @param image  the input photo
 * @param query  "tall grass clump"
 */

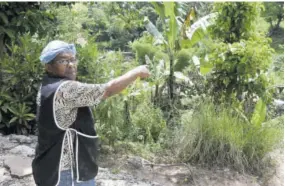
xmin=174 ymin=100 xmax=283 ymax=174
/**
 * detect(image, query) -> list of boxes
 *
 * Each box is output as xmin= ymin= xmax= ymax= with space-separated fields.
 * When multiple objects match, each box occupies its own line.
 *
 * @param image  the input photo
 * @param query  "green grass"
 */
xmin=173 ymin=101 xmax=283 ymax=174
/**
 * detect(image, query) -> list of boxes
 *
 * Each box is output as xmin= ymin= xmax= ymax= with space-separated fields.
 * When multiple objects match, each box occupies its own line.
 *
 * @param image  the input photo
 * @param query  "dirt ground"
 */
xmin=96 ymin=145 xmax=284 ymax=186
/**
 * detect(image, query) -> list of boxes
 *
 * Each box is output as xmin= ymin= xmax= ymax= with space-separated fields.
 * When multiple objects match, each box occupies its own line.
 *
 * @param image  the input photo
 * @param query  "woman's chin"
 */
xmin=65 ymin=74 xmax=77 ymax=80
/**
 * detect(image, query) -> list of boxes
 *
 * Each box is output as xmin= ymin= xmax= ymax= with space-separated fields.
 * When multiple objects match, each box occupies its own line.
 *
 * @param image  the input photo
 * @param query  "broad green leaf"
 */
xmin=2 ymin=104 xmax=8 ymax=113
xmin=250 ymin=99 xmax=266 ymax=127
xmin=25 ymin=113 xmax=36 ymax=118
xmin=151 ymin=2 xmax=165 ymax=20
xmin=180 ymin=39 xmax=194 ymax=48
xmin=144 ymin=17 xmax=165 ymax=45
xmin=164 ymin=2 xmax=175 ymax=20
xmin=164 ymin=2 xmax=179 ymax=50
xmin=200 ymin=58 xmax=213 ymax=75
xmin=3 ymin=28 xmax=15 ymax=39
xmin=0 ymin=12 xmax=8 ymax=24
xmin=181 ymin=27 xmax=206 ymax=48
xmin=200 ymin=66 xmax=212 ymax=75
xmin=185 ymin=13 xmax=217 ymax=40
xmin=8 ymin=106 xmax=18 ymax=115
xmin=9 ymin=117 xmax=18 ymax=124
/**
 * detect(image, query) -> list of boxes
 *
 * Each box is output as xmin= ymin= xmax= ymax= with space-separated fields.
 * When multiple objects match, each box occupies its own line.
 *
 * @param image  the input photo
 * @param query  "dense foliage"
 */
xmin=262 ymin=2 xmax=284 ymax=35
xmin=0 ymin=2 xmax=283 ymax=175
xmin=205 ymin=2 xmax=274 ymax=105
xmin=0 ymin=2 xmax=58 ymax=55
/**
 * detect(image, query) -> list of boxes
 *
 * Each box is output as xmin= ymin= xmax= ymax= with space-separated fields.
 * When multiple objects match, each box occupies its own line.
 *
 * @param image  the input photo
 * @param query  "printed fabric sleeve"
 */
xmin=54 ymin=81 xmax=107 ymax=111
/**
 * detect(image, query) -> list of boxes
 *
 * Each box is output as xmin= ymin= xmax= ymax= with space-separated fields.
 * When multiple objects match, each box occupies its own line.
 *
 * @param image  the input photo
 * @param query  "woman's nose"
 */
xmin=67 ymin=62 xmax=75 ymax=68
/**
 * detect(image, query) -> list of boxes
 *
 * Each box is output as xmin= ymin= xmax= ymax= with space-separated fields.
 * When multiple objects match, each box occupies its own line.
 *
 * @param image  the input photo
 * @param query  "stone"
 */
xmin=9 ymin=145 xmax=35 ymax=157
xmin=127 ymin=156 xmax=143 ymax=169
xmin=9 ymin=135 xmax=33 ymax=144
xmin=0 ymin=136 xmax=18 ymax=151
xmin=29 ymin=135 xmax=38 ymax=143
xmin=0 ymin=175 xmax=12 ymax=185
xmin=170 ymin=177 xmax=178 ymax=183
xmin=29 ymin=143 xmax=37 ymax=149
xmin=0 ymin=167 xmax=12 ymax=183
xmin=0 ymin=167 xmax=4 ymax=176
xmin=4 ymin=155 xmax=33 ymax=178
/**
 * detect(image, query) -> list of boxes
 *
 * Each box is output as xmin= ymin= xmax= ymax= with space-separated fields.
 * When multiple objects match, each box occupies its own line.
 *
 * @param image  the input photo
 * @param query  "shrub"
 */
xmin=131 ymin=41 xmax=156 ymax=65
xmin=174 ymin=49 xmax=193 ymax=72
xmin=94 ymin=96 xmax=125 ymax=146
xmin=173 ymin=100 xmax=283 ymax=174
xmin=0 ymin=35 xmax=44 ymax=134
xmin=76 ymin=38 xmax=99 ymax=83
xmin=130 ymin=100 xmax=166 ymax=143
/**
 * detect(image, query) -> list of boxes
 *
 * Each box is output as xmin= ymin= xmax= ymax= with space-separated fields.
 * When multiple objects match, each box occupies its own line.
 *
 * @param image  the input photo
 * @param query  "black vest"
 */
xmin=32 ymin=75 xmax=99 ymax=186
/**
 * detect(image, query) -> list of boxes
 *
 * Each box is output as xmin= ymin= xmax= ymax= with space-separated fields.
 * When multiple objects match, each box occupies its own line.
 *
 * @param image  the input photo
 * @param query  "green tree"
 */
xmin=205 ymin=2 xmax=274 ymax=105
xmin=144 ymin=2 xmax=216 ymax=105
xmin=0 ymin=2 xmax=58 ymax=56
xmin=82 ymin=2 xmax=156 ymax=50
xmin=0 ymin=35 xmax=44 ymax=134
xmin=262 ymin=2 xmax=284 ymax=35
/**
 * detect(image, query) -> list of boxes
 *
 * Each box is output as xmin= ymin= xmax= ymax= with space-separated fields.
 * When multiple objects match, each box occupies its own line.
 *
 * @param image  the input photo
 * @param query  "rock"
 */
xmin=0 ymin=175 xmax=12 ymax=185
xmin=4 ymin=155 xmax=33 ymax=178
xmin=9 ymin=135 xmax=33 ymax=144
xmin=127 ymin=156 xmax=143 ymax=169
xmin=29 ymin=143 xmax=37 ymax=149
xmin=9 ymin=145 xmax=35 ymax=157
xmin=96 ymin=180 xmax=156 ymax=186
xmin=0 ymin=136 xmax=18 ymax=151
xmin=170 ymin=177 xmax=178 ymax=183
xmin=0 ymin=167 xmax=12 ymax=183
xmin=29 ymin=135 xmax=38 ymax=143
xmin=0 ymin=167 xmax=4 ymax=176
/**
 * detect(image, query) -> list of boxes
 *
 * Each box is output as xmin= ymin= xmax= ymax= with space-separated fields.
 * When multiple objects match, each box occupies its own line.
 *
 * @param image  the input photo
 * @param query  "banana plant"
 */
xmin=144 ymin=2 xmax=217 ymax=101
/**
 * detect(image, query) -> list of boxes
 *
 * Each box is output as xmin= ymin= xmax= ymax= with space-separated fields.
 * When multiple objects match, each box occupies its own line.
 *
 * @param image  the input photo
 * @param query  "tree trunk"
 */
xmin=124 ymin=100 xmax=130 ymax=128
xmin=0 ymin=34 xmax=4 ymax=83
xmin=269 ymin=19 xmax=273 ymax=29
xmin=0 ymin=34 xmax=4 ymax=57
xmin=154 ymin=84 xmax=159 ymax=106
xmin=168 ymin=51 xmax=174 ymax=123
xmin=169 ymin=52 xmax=174 ymax=101
xmin=275 ymin=17 xmax=282 ymax=30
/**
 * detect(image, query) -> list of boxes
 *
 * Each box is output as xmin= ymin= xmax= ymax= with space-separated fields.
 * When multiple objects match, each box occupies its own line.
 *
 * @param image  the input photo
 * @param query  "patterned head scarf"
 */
xmin=39 ymin=40 xmax=76 ymax=64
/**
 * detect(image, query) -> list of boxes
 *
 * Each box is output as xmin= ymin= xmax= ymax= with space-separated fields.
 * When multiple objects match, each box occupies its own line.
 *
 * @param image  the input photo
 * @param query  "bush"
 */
xmin=174 ymin=49 xmax=193 ymax=72
xmin=173 ymin=100 xmax=283 ymax=174
xmin=205 ymin=36 xmax=274 ymax=104
xmin=76 ymin=38 xmax=99 ymax=83
xmin=130 ymin=100 xmax=166 ymax=143
xmin=0 ymin=35 xmax=44 ymax=134
xmin=131 ymin=40 xmax=156 ymax=65
xmin=94 ymin=95 xmax=125 ymax=146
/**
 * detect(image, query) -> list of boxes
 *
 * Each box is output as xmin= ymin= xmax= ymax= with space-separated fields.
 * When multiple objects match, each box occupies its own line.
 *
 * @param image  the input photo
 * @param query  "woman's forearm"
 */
xmin=103 ymin=68 xmax=140 ymax=98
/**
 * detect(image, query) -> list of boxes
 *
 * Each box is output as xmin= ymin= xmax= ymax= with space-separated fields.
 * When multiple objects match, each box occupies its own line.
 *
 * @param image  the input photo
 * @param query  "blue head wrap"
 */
xmin=39 ymin=40 xmax=76 ymax=64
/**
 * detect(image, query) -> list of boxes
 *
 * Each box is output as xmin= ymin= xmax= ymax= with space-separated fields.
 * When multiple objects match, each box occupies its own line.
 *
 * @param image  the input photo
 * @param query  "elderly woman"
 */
xmin=32 ymin=40 xmax=150 ymax=186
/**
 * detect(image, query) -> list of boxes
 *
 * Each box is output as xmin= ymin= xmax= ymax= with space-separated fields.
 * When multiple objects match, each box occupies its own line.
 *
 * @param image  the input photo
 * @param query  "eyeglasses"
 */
xmin=56 ymin=59 xmax=78 ymax=65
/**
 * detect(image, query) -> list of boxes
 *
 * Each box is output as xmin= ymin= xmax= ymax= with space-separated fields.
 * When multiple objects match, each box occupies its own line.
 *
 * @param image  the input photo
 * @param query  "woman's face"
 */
xmin=45 ymin=52 xmax=77 ymax=80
